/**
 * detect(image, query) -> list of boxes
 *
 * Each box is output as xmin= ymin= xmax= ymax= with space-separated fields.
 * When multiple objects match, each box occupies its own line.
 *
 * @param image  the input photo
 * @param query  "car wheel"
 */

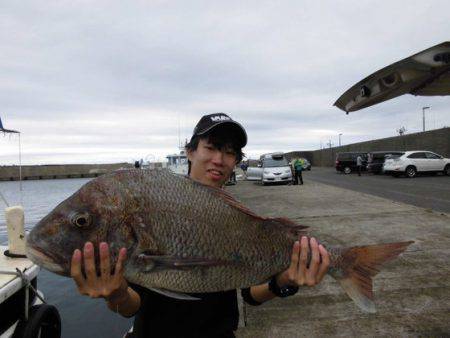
xmin=405 ymin=166 xmax=416 ymax=178
xmin=444 ymin=165 xmax=450 ymax=176
xmin=343 ymin=167 xmax=351 ymax=174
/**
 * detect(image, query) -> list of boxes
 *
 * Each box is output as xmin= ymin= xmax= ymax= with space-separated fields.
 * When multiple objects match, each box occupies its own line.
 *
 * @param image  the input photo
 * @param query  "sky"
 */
xmin=1 ymin=1 xmax=449 ymax=165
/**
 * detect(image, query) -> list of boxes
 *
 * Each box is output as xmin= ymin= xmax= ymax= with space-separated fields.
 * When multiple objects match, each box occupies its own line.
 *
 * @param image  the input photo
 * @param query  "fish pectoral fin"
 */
xmin=149 ymin=288 xmax=201 ymax=301
xmin=138 ymin=254 xmax=229 ymax=271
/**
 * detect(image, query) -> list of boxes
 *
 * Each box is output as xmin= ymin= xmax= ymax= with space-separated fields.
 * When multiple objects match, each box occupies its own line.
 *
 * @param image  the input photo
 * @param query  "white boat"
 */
xmin=166 ymin=149 xmax=189 ymax=176
xmin=1 ymin=118 xmax=61 ymax=337
xmin=0 ymin=206 xmax=61 ymax=338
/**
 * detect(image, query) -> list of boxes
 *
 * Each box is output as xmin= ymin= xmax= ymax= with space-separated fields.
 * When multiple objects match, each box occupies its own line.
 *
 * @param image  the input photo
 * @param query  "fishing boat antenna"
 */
xmin=0 ymin=116 xmax=22 ymax=202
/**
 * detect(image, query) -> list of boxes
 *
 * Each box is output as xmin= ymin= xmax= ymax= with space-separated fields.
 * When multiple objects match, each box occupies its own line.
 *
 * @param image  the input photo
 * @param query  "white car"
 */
xmin=261 ymin=154 xmax=292 ymax=185
xmin=245 ymin=153 xmax=293 ymax=184
xmin=383 ymin=151 xmax=450 ymax=178
xmin=246 ymin=166 xmax=263 ymax=181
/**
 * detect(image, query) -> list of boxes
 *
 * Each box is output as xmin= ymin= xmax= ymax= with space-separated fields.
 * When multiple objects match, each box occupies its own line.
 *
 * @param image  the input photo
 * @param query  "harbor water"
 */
xmin=0 ymin=178 xmax=133 ymax=338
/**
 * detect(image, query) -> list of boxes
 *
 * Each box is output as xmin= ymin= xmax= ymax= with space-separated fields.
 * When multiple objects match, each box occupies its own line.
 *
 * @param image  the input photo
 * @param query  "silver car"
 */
xmin=246 ymin=166 xmax=263 ymax=181
xmin=261 ymin=154 xmax=292 ymax=185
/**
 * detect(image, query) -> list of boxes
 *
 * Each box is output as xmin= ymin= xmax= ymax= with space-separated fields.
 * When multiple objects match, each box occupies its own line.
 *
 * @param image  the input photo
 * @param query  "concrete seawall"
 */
xmin=0 ymin=163 xmax=133 ymax=181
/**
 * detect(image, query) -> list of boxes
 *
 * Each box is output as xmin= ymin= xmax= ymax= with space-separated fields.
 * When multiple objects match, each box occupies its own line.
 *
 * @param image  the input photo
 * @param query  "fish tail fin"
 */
xmin=331 ymin=241 xmax=413 ymax=313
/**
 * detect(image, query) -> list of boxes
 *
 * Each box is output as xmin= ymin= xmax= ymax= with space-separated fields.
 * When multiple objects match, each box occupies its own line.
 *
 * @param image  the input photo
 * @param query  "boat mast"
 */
xmin=0 ymin=117 xmax=22 ymax=201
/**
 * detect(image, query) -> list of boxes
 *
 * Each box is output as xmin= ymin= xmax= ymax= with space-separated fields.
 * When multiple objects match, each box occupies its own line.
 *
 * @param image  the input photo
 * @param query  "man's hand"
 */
xmin=71 ymin=242 xmax=128 ymax=303
xmin=276 ymin=236 xmax=330 ymax=287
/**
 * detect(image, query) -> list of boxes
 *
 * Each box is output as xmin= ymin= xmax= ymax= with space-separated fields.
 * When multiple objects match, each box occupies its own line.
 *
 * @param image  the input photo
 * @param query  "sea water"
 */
xmin=0 ymin=178 xmax=133 ymax=337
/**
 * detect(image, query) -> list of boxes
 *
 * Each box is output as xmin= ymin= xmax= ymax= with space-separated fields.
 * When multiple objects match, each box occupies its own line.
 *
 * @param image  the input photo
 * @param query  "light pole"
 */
xmin=422 ymin=106 xmax=430 ymax=132
xmin=338 ymin=133 xmax=343 ymax=147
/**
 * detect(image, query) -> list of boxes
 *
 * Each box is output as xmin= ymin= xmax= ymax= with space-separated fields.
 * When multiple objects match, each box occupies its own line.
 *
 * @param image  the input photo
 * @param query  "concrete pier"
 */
xmin=227 ymin=180 xmax=450 ymax=337
xmin=0 ymin=163 xmax=133 ymax=181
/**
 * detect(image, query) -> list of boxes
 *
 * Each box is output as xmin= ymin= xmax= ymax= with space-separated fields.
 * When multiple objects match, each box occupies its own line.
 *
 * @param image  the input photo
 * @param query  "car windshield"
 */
xmin=263 ymin=158 xmax=289 ymax=167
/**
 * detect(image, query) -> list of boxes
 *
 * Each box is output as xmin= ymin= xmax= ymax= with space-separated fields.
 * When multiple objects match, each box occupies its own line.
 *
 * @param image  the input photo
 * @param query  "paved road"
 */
xmin=303 ymin=167 xmax=450 ymax=214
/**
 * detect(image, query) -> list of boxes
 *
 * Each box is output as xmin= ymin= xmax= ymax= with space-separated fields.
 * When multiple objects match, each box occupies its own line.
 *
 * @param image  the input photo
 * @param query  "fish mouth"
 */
xmin=26 ymin=245 xmax=67 ymax=275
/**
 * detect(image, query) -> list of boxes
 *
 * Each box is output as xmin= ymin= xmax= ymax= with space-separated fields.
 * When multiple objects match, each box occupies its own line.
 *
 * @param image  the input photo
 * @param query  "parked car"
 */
xmin=246 ymin=165 xmax=263 ymax=181
xmin=383 ymin=151 xmax=450 ymax=178
xmin=261 ymin=153 xmax=292 ymax=185
xmin=367 ymin=151 xmax=404 ymax=174
xmin=335 ymin=152 xmax=368 ymax=174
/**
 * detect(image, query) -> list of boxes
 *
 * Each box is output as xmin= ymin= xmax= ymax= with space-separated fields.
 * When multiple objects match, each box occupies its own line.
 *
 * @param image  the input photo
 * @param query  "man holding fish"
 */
xmin=70 ymin=113 xmax=331 ymax=337
xmin=27 ymin=112 xmax=411 ymax=337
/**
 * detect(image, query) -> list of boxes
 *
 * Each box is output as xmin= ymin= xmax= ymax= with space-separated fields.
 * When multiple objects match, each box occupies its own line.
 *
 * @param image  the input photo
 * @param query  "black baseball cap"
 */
xmin=192 ymin=113 xmax=247 ymax=148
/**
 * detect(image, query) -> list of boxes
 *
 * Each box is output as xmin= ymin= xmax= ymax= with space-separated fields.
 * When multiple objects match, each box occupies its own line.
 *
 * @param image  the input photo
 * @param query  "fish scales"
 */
xmin=106 ymin=169 xmax=294 ymax=292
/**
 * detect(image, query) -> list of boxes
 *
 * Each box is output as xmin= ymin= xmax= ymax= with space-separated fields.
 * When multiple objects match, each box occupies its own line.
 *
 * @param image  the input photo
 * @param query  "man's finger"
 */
xmin=99 ymin=242 xmax=111 ymax=283
xmin=114 ymin=247 xmax=127 ymax=277
xmin=308 ymin=237 xmax=320 ymax=277
xmin=298 ymin=236 xmax=309 ymax=281
xmin=316 ymin=244 xmax=330 ymax=282
xmin=288 ymin=241 xmax=300 ymax=283
xmin=71 ymin=249 xmax=85 ymax=289
xmin=83 ymin=242 xmax=97 ymax=281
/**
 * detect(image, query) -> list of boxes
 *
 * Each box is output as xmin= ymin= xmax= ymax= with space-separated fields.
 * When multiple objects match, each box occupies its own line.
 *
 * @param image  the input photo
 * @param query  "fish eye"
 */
xmin=71 ymin=213 xmax=92 ymax=228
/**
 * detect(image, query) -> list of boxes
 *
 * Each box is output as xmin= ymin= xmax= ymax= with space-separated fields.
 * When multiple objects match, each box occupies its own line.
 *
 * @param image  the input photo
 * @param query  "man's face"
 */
xmin=187 ymin=138 xmax=237 ymax=188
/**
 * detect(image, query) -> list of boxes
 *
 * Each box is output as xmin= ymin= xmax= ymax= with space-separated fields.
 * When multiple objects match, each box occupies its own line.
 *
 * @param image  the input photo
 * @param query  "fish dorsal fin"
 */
xmin=191 ymin=179 xmax=267 ymax=220
xmin=190 ymin=178 xmax=308 ymax=233
xmin=271 ymin=217 xmax=307 ymax=228
xmin=261 ymin=217 xmax=309 ymax=235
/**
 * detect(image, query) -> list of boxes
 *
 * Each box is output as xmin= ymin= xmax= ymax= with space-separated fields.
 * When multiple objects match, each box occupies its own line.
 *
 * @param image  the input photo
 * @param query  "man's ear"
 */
xmin=186 ymin=148 xmax=194 ymax=162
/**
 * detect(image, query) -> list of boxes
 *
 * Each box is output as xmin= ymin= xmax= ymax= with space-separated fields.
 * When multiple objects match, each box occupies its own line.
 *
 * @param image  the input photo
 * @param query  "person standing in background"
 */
xmin=293 ymin=158 xmax=304 ymax=185
xmin=240 ymin=161 xmax=248 ymax=179
xmin=356 ymin=155 xmax=363 ymax=176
